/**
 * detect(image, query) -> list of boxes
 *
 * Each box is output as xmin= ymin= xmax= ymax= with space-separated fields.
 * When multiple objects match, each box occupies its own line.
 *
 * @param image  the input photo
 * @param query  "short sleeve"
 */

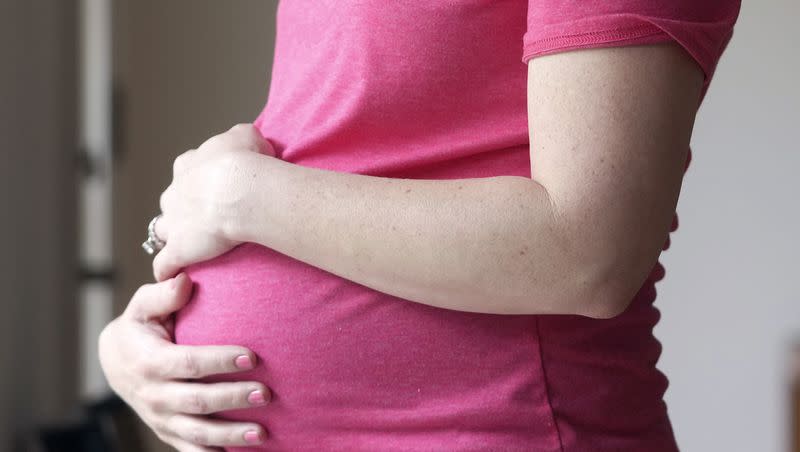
xmin=522 ymin=1 xmax=741 ymax=93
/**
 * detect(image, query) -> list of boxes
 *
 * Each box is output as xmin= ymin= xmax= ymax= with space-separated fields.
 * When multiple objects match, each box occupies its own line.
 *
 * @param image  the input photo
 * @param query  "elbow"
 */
xmin=571 ymin=252 xmax=651 ymax=320
xmin=581 ymin=286 xmax=631 ymax=319
xmin=491 ymin=250 xmax=644 ymax=318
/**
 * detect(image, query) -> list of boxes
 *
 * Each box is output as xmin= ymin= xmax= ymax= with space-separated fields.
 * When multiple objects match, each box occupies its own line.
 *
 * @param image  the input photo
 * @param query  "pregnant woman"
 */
xmin=99 ymin=1 xmax=740 ymax=451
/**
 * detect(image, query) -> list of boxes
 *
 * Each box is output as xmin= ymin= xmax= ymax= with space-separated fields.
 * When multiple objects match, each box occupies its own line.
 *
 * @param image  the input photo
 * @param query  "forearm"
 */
xmin=157 ymin=46 xmax=700 ymax=319
xmin=232 ymin=156 xmax=610 ymax=317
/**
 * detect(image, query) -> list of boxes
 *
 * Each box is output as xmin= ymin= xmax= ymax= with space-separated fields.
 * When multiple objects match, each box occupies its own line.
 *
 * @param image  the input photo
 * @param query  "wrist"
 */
xmin=223 ymin=153 xmax=288 ymax=246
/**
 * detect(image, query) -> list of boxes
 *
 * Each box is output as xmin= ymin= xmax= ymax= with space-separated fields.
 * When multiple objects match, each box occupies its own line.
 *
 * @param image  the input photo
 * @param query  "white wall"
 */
xmin=655 ymin=1 xmax=800 ymax=451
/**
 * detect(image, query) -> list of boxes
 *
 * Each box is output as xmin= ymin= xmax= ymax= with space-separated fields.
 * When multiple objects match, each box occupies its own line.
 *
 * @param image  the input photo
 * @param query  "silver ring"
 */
xmin=142 ymin=214 xmax=166 ymax=255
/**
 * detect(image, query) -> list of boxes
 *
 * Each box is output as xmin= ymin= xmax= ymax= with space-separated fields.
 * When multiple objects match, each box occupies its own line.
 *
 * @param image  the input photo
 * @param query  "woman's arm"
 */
xmin=156 ymin=42 xmax=703 ymax=319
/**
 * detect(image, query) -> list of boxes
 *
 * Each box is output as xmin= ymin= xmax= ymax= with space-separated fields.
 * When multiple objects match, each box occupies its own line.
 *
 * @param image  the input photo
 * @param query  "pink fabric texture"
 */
xmin=174 ymin=1 xmax=740 ymax=450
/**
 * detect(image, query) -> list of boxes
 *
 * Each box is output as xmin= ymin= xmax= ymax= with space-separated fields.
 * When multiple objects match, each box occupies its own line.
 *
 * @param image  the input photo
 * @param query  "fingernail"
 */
xmin=170 ymin=273 xmax=184 ymax=289
xmin=248 ymin=390 xmax=267 ymax=406
xmin=244 ymin=430 xmax=264 ymax=445
xmin=235 ymin=355 xmax=254 ymax=370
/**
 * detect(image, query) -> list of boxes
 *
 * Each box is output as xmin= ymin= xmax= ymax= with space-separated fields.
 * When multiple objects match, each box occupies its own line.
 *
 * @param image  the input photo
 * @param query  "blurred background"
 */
xmin=0 ymin=1 xmax=797 ymax=451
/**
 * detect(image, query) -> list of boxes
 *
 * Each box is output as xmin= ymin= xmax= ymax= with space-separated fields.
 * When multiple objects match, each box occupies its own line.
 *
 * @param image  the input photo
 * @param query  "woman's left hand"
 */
xmin=152 ymin=123 xmax=276 ymax=282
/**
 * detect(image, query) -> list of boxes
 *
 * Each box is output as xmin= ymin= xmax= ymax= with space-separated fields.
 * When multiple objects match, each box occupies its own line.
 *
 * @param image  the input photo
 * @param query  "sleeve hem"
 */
xmin=520 ymin=20 xmax=727 ymax=99
xmin=522 ymin=23 xmax=669 ymax=64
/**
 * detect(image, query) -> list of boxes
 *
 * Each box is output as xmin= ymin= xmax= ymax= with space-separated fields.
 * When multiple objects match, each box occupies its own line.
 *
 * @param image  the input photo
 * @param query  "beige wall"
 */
xmin=0 ymin=1 xmax=80 ymax=450
xmin=112 ymin=1 xmax=277 ymax=449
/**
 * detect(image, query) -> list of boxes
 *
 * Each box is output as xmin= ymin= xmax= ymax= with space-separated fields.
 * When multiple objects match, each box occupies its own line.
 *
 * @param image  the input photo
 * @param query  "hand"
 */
xmin=152 ymin=123 xmax=277 ymax=282
xmin=98 ymin=273 xmax=271 ymax=451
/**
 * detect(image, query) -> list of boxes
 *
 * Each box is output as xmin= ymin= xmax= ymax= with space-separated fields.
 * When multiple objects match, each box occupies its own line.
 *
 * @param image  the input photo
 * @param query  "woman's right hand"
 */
xmin=98 ymin=273 xmax=270 ymax=451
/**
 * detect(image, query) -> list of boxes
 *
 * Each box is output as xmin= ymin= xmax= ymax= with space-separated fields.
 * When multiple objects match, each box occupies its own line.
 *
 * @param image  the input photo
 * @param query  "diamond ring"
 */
xmin=142 ymin=214 xmax=166 ymax=255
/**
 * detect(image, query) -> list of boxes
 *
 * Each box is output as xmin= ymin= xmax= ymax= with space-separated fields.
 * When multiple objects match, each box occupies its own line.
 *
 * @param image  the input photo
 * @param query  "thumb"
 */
xmin=259 ymin=137 xmax=278 ymax=158
xmin=230 ymin=123 xmax=277 ymax=157
xmin=152 ymin=241 xmax=183 ymax=282
xmin=127 ymin=273 xmax=193 ymax=322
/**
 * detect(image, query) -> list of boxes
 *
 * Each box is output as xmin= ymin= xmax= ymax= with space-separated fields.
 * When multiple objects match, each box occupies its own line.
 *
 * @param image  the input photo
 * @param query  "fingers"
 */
xmin=149 ymin=206 xmax=184 ymax=282
xmin=153 ymin=241 xmax=183 ymax=282
xmin=159 ymin=185 xmax=172 ymax=215
xmin=173 ymin=149 xmax=196 ymax=176
xmin=165 ymin=437 xmax=220 ymax=452
xmin=167 ymin=437 xmax=221 ymax=452
xmin=165 ymin=415 xmax=267 ymax=448
xmin=107 ymin=277 xmax=271 ymax=452
xmin=262 ymin=138 xmax=277 ymax=157
xmin=154 ymin=212 xmax=171 ymax=243
xmin=152 ymin=343 xmax=259 ymax=380
xmin=148 ymin=381 xmax=270 ymax=415
xmin=227 ymin=123 xmax=269 ymax=154
xmin=127 ymin=274 xmax=192 ymax=321
xmin=199 ymin=123 xmax=273 ymax=156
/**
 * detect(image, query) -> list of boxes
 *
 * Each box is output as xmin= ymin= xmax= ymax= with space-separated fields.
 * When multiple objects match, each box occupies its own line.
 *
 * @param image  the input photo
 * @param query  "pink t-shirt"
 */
xmin=175 ymin=1 xmax=740 ymax=450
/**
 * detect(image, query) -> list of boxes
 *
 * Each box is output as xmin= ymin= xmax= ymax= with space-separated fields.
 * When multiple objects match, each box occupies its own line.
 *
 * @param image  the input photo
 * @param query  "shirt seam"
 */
xmin=522 ymin=23 xmax=669 ymax=62
xmin=533 ymin=316 xmax=565 ymax=452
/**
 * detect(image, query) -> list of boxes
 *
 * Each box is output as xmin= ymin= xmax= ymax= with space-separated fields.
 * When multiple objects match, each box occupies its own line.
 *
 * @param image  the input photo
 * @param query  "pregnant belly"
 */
xmin=174 ymin=243 xmax=560 ymax=451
